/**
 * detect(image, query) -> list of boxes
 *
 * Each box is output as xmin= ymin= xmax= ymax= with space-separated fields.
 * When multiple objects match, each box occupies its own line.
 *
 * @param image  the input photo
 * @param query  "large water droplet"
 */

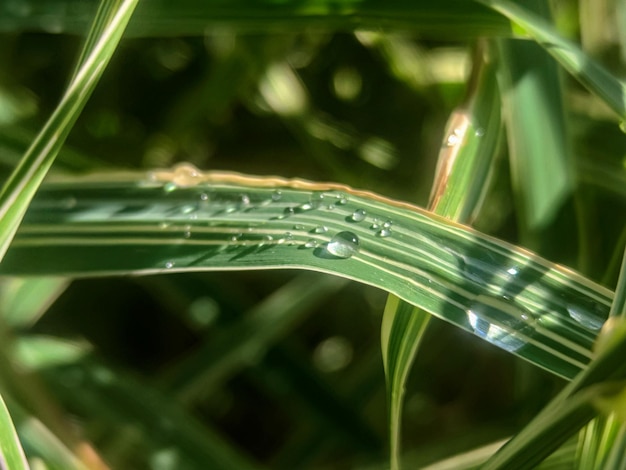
xmin=351 ymin=208 xmax=367 ymax=222
xmin=466 ymin=295 xmax=534 ymax=352
xmin=566 ymin=297 xmax=606 ymax=331
xmin=327 ymin=231 xmax=360 ymax=259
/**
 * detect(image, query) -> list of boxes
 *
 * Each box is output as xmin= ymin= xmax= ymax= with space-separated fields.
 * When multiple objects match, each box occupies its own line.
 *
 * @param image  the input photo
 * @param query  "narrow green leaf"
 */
xmin=0 ymin=1 xmax=510 ymax=38
xmin=0 ymin=277 xmax=69 ymax=328
xmin=382 ymin=47 xmax=502 ymax=469
xmin=0 ymin=0 xmax=138 ymax=262
xmin=0 ymin=393 xmax=29 ymax=470
xmin=1 ymin=168 xmax=611 ymax=382
xmin=478 ymin=0 xmax=626 ymax=119
xmin=496 ymin=1 xmax=573 ymax=234
xmin=381 ymin=297 xmax=429 ymax=470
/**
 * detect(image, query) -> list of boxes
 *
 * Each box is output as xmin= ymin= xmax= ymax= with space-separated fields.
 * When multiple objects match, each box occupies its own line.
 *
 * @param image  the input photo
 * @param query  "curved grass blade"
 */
xmin=0 ymin=168 xmax=613 ymax=381
xmin=482 ymin=252 xmax=626 ymax=468
xmin=0 ymin=393 xmax=29 ymax=470
xmin=0 ymin=0 xmax=138 ymax=263
xmin=0 ymin=1 xmax=510 ymax=38
xmin=383 ymin=46 xmax=502 ymax=470
xmin=478 ymin=0 xmax=626 ymax=120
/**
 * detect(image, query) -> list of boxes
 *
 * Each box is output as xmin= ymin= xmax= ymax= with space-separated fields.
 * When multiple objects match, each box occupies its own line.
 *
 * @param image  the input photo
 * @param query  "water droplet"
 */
xmin=314 ymin=225 xmax=328 ymax=234
xmin=310 ymin=192 xmax=325 ymax=202
xmin=383 ymin=220 xmax=393 ymax=229
xmin=293 ymin=224 xmax=305 ymax=230
xmin=284 ymin=206 xmax=296 ymax=216
xmin=200 ymin=192 xmax=209 ymax=201
xmin=159 ymin=222 xmax=169 ymax=230
xmin=240 ymin=193 xmax=251 ymax=205
xmin=305 ymin=239 xmax=318 ymax=248
xmin=327 ymin=204 xmax=336 ymax=210
xmin=376 ymin=228 xmax=392 ymax=237
xmin=171 ymin=162 xmax=201 ymax=186
xmin=351 ymin=208 xmax=367 ymax=222
xmin=335 ymin=194 xmax=348 ymax=205
xmin=230 ymin=233 xmax=242 ymax=242
xmin=271 ymin=190 xmax=282 ymax=201
xmin=466 ymin=295 xmax=534 ymax=352
xmin=474 ymin=127 xmax=485 ymax=137
xmin=297 ymin=202 xmax=316 ymax=212
xmin=183 ymin=225 xmax=192 ymax=238
xmin=163 ymin=182 xmax=178 ymax=193
xmin=370 ymin=217 xmax=381 ymax=230
xmin=327 ymin=231 xmax=360 ymax=259
xmin=165 ymin=261 xmax=175 ymax=269
xmin=445 ymin=128 xmax=464 ymax=147
xmin=566 ymin=297 xmax=606 ymax=331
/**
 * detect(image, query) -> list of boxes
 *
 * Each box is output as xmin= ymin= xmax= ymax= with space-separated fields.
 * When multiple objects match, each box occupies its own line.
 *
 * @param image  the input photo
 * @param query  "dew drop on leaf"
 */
xmin=466 ymin=295 xmax=534 ymax=352
xmin=351 ymin=209 xmax=366 ymax=222
xmin=327 ymin=231 xmax=360 ymax=259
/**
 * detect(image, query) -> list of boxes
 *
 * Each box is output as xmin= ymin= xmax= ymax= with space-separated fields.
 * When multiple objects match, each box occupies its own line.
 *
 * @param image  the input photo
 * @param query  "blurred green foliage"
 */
xmin=0 ymin=0 xmax=625 ymax=469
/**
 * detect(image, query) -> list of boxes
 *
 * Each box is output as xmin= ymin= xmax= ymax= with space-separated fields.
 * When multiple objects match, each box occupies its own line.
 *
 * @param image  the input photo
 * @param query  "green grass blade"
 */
xmin=482 ymin=317 xmax=626 ymax=469
xmin=478 ymin=0 xmax=626 ymax=119
xmin=0 ymin=0 xmax=138 ymax=263
xmin=0 ymin=393 xmax=29 ymax=470
xmin=609 ymin=248 xmax=626 ymax=318
xmin=496 ymin=1 xmax=573 ymax=236
xmin=0 ymin=1 xmax=510 ymax=38
xmin=382 ymin=47 xmax=502 ymax=469
xmin=0 ymin=169 xmax=613 ymax=381
xmin=0 ymin=277 xmax=69 ymax=328
xmin=381 ymin=297 xmax=429 ymax=470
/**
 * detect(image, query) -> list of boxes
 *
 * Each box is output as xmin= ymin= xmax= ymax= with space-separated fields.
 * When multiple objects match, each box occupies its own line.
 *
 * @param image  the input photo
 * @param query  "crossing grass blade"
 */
xmin=0 ymin=393 xmax=29 ymax=470
xmin=0 ymin=277 xmax=69 ymax=328
xmin=0 ymin=0 xmax=138 ymax=263
xmin=0 ymin=168 xmax=613 ymax=382
xmin=381 ymin=46 xmax=502 ymax=470
xmin=478 ymin=0 xmax=626 ymax=120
